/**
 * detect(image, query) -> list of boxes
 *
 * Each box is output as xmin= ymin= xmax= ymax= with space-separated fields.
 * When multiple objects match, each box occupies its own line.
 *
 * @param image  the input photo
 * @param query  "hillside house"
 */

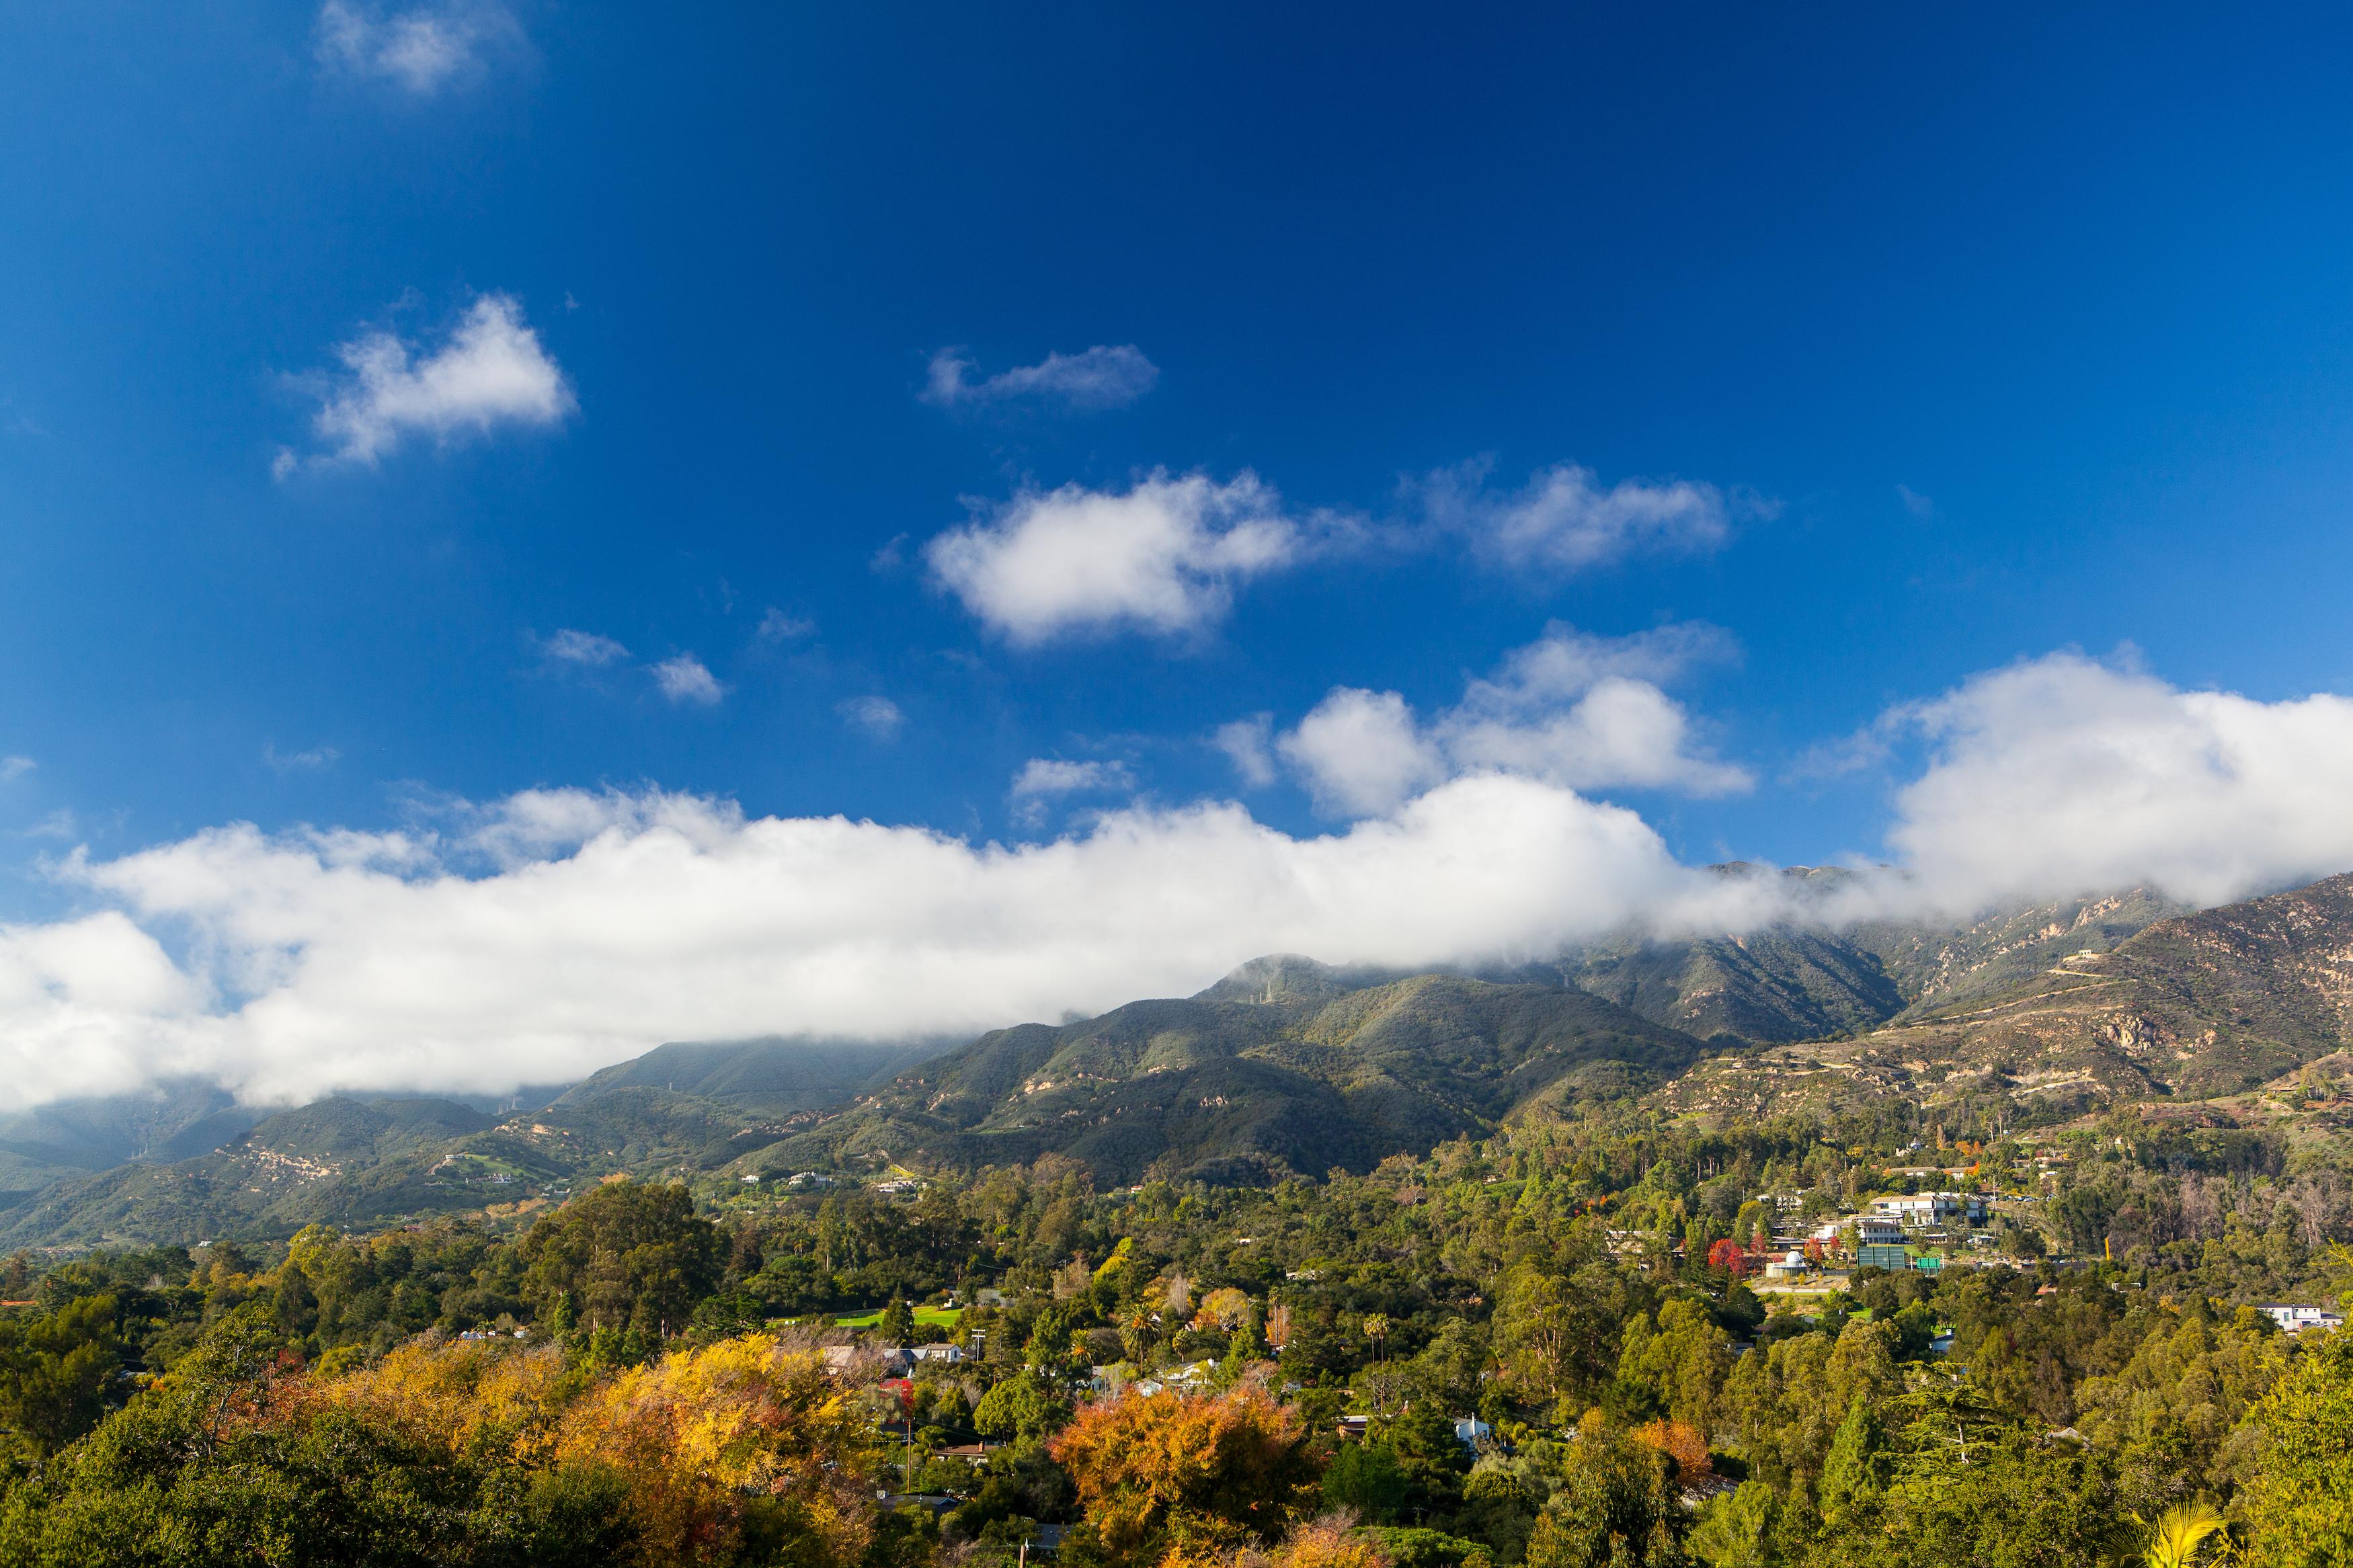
xmin=2260 ymin=1305 xmax=2346 ymax=1334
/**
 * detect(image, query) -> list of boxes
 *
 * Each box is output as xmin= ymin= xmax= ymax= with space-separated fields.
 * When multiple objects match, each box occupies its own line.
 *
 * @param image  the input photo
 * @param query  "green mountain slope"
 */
xmin=0 ymin=1039 xmax=960 ymax=1249
xmin=1570 ymin=927 xmax=1905 ymax=1044
xmin=0 ymin=1081 xmax=270 ymax=1212
xmin=553 ymin=1036 xmax=949 ymax=1116
xmin=753 ymin=962 xmax=1705 ymax=1184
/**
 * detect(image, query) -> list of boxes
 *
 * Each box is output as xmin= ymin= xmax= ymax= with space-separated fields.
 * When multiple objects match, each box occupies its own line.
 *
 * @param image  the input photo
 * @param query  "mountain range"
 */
xmin=5 ymin=870 xmax=2350 ymax=1249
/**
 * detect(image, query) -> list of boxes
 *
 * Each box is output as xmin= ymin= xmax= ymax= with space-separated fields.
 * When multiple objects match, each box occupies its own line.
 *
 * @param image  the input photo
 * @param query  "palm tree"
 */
xmin=2141 ymin=1502 xmax=2227 ymax=1568
xmin=1363 ymin=1313 xmax=1390 ymax=1362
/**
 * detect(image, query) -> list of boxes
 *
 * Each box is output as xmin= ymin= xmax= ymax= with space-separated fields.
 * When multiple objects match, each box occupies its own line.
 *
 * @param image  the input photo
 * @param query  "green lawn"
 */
xmin=832 ymin=1305 xmax=963 ymax=1329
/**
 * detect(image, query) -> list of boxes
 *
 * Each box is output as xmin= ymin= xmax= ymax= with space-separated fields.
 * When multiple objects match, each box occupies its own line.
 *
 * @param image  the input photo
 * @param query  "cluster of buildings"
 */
xmin=1757 ymin=1189 xmax=1995 ymax=1281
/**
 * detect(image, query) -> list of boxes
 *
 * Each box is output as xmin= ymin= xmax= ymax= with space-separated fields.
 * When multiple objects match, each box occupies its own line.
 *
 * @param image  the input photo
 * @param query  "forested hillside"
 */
xmin=1 ymin=1101 xmax=2348 ymax=1565
xmin=761 ymin=963 xmax=1707 ymax=1183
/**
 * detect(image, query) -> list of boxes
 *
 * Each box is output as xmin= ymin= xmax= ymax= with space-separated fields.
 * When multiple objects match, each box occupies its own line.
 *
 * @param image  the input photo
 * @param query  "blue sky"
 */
xmin=5 ymin=4 xmax=2353 ymax=1102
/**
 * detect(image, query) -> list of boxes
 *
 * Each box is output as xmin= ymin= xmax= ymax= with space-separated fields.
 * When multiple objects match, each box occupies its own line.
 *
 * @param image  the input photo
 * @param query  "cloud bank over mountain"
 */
xmin=5 ymin=651 xmax=2352 ymax=1112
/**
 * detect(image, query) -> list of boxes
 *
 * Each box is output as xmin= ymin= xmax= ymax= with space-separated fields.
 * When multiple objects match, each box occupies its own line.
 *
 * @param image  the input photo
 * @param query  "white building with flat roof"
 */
xmin=2260 ymin=1305 xmax=2345 ymax=1334
xmin=1872 ymin=1192 xmax=1988 ymax=1229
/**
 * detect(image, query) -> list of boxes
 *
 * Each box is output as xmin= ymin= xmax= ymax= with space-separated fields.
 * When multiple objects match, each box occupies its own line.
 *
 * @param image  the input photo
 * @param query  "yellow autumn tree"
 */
xmin=313 ymin=1335 xmax=577 ymax=1464
xmin=1051 ymin=1383 xmax=1320 ymax=1567
xmin=559 ymin=1334 xmax=881 ymax=1568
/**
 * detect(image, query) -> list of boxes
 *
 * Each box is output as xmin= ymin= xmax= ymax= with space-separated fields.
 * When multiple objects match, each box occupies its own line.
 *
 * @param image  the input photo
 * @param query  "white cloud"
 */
xmin=1878 ymin=652 xmax=2353 ymax=912
xmin=922 ymin=345 xmax=1159 ymax=412
xmin=539 ymin=628 xmax=631 ymax=667
xmin=264 ymin=743 xmax=340 ymax=772
xmin=1009 ymin=759 xmax=1136 ymax=825
xmin=4 ymin=647 xmax=2352 ymax=1112
xmin=1279 ymin=690 xmax=1445 ymax=817
xmin=1212 ymin=715 xmax=1278 ymax=789
xmin=838 ymin=696 xmax=904 ymax=739
xmin=0 ymin=757 xmax=32 ymax=784
xmin=1439 ymin=625 xmax=1749 ymax=798
xmin=1275 ymin=624 xmax=1749 ymax=817
xmin=3 ymin=776 xmax=1762 ymax=1108
xmin=296 ymin=294 xmax=573 ymax=468
xmin=315 ymin=1 xmax=522 ymax=95
xmin=757 ymin=608 xmax=816 ymax=643
xmin=1010 ymin=759 xmax=1136 ymax=800
xmin=926 ymin=471 xmax=1301 ymax=643
xmin=1420 ymin=458 xmax=1747 ymax=572
xmin=652 ymin=655 xmax=725 ymax=706
xmin=1897 ymin=484 xmax=1935 ymax=521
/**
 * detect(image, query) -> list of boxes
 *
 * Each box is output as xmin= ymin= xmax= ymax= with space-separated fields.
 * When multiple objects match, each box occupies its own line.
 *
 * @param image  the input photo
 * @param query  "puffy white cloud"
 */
xmin=1881 ymin=652 xmax=2353 ymax=911
xmin=1439 ymin=624 xmax=1750 ymax=797
xmin=1420 ymin=458 xmax=1747 ymax=572
xmin=1275 ymin=624 xmax=1748 ymax=817
xmin=922 ymin=345 xmax=1159 ymax=412
xmin=0 ymin=911 xmax=214 ymax=1107
xmin=838 ymin=696 xmax=904 ymax=739
xmin=297 ymin=294 xmax=573 ymax=468
xmin=0 ymin=777 xmax=1757 ymax=1108
xmin=315 ymin=1 xmax=522 ymax=95
xmin=652 ymin=655 xmax=725 ymax=706
xmin=926 ymin=472 xmax=1301 ymax=643
xmin=1279 ymin=690 xmax=1444 ymax=817
xmin=538 ymin=628 xmax=630 ymax=666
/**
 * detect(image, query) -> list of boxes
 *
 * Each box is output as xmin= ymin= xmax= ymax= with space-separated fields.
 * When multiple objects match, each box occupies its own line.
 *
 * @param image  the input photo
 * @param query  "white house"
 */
xmin=2260 ymin=1305 xmax=2346 ymax=1334
xmin=1871 ymin=1192 xmax=1988 ymax=1229
xmin=1855 ymin=1216 xmax=1905 ymax=1247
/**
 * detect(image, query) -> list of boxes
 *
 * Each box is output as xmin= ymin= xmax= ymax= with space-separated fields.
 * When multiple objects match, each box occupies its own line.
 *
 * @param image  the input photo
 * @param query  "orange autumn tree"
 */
xmin=1049 ymin=1383 xmax=1320 ymax=1566
xmin=1629 ymin=1418 xmax=1712 ymax=1483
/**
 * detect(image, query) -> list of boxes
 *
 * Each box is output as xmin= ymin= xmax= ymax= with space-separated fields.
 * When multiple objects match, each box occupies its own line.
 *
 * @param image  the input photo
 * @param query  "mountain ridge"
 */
xmin=9 ymin=874 xmax=2353 ymax=1247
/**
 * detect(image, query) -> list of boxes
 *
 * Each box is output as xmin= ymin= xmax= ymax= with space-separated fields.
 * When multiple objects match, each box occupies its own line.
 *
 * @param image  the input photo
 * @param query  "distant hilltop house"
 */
xmin=1870 ymin=1192 xmax=1988 ymax=1229
xmin=2260 ymin=1305 xmax=2346 ymax=1334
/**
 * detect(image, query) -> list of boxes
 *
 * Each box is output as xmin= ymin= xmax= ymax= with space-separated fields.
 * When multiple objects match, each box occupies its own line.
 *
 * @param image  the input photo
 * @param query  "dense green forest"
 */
xmin=0 ymin=1104 xmax=2346 ymax=1566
